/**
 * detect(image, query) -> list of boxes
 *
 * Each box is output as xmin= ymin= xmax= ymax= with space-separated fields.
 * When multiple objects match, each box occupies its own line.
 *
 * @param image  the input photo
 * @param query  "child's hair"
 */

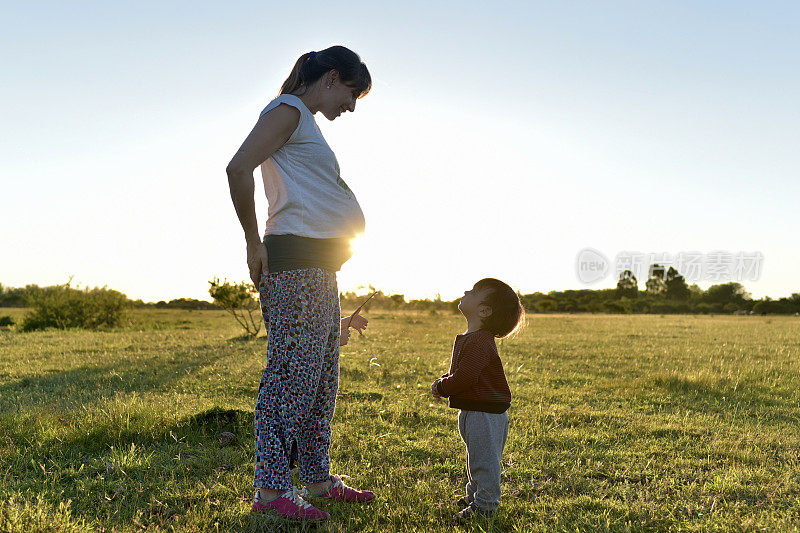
xmin=280 ymin=45 xmax=371 ymax=98
xmin=474 ymin=278 xmax=526 ymax=339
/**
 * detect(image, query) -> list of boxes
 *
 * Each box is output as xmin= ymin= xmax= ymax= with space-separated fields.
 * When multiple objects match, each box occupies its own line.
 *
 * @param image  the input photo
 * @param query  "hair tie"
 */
xmin=308 ymin=51 xmax=316 ymax=60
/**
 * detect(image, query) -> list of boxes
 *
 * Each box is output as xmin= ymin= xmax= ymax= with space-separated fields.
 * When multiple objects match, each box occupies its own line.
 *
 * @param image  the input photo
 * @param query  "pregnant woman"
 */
xmin=226 ymin=45 xmax=375 ymax=522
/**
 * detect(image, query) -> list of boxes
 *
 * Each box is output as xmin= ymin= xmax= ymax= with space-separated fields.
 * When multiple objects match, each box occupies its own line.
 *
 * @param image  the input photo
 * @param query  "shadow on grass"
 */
xmin=337 ymin=391 xmax=383 ymax=402
xmin=0 ymin=337 xmax=260 ymax=460
xmin=650 ymin=375 xmax=798 ymax=425
xmin=228 ymin=334 xmax=263 ymax=343
xmin=1 ymin=404 xmax=262 ymax=530
xmin=0 ymin=340 xmax=239 ymax=412
xmin=247 ymin=514 xmax=332 ymax=533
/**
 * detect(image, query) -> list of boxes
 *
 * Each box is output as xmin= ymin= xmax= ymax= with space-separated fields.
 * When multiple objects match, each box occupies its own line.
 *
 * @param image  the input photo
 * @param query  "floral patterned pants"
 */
xmin=253 ymin=268 xmax=340 ymax=490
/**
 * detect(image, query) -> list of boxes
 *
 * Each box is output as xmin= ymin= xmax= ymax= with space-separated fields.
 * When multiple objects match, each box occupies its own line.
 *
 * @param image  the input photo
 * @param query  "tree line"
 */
xmin=521 ymin=265 xmax=800 ymax=315
xmin=3 ymin=266 xmax=800 ymax=318
xmin=340 ymin=266 xmax=800 ymax=315
xmin=0 ymin=283 xmax=219 ymax=310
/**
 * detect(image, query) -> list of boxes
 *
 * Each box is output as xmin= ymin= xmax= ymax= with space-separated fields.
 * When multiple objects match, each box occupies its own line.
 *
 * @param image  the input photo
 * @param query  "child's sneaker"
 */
xmin=252 ymin=487 xmax=329 ymax=521
xmin=303 ymin=474 xmax=375 ymax=503
xmin=453 ymin=502 xmax=494 ymax=523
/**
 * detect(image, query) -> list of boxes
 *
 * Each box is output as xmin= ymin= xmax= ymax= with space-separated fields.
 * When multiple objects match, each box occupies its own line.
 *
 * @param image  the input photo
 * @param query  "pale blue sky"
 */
xmin=2 ymin=1 xmax=798 ymax=302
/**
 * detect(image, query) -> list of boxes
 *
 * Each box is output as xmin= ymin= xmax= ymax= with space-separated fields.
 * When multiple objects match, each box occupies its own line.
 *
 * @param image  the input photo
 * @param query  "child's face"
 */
xmin=458 ymin=285 xmax=493 ymax=320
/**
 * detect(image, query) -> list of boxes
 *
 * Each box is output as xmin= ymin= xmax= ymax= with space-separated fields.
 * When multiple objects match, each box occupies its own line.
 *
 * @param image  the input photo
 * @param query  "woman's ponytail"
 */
xmin=279 ymin=52 xmax=315 ymax=96
xmin=278 ymin=46 xmax=371 ymax=98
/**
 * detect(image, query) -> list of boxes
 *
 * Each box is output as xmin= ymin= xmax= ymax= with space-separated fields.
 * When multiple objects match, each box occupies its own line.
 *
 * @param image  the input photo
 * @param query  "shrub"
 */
xmin=536 ymin=299 xmax=558 ymax=313
xmin=695 ymin=303 xmax=715 ymax=315
xmin=208 ymin=278 xmax=261 ymax=337
xmin=649 ymin=303 xmax=672 ymax=314
xmin=723 ymin=302 xmax=740 ymax=314
xmin=0 ymin=315 xmax=14 ymax=327
xmin=602 ymin=300 xmax=629 ymax=314
xmin=21 ymin=283 xmax=129 ymax=331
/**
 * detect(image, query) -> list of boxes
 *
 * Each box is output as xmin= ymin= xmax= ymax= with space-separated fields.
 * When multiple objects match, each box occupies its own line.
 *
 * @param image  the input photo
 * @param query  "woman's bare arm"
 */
xmin=226 ymin=104 xmax=300 ymax=284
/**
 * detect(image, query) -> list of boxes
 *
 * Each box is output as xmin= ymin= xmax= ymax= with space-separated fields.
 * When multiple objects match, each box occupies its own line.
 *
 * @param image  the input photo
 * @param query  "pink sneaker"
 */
xmin=308 ymin=475 xmax=376 ymax=503
xmin=252 ymin=487 xmax=329 ymax=521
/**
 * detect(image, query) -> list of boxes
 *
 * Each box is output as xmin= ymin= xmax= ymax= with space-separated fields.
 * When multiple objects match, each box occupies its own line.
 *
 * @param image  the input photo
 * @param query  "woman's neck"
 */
xmin=292 ymin=87 xmax=321 ymax=114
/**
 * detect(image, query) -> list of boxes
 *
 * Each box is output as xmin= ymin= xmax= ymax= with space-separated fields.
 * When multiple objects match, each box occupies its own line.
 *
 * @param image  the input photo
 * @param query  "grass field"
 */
xmin=2 ymin=308 xmax=800 ymax=532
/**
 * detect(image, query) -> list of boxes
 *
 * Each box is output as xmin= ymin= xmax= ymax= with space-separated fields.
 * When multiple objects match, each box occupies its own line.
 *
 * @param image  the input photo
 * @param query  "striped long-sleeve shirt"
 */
xmin=434 ymin=329 xmax=511 ymax=414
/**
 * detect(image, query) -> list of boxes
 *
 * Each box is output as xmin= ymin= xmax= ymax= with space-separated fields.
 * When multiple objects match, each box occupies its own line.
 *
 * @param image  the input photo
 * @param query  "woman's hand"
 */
xmin=340 ymin=309 xmax=367 ymax=347
xmin=340 ymin=320 xmax=351 ymax=346
xmin=247 ymin=241 xmax=269 ymax=287
xmin=347 ymin=309 xmax=368 ymax=335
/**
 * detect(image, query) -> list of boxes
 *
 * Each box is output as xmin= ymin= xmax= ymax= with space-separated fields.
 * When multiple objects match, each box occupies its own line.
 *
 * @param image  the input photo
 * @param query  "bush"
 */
xmin=723 ymin=302 xmax=740 ymax=314
xmin=602 ymin=300 xmax=629 ymax=314
xmin=0 ymin=315 xmax=14 ymax=327
xmin=695 ymin=303 xmax=715 ymax=315
xmin=208 ymin=278 xmax=261 ymax=337
xmin=21 ymin=283 xmax=129 ymax=331
xmin=536 ymin=299 xmax=558 ymax=313
xmin=650 ymin=303 xmax=674 ymax=314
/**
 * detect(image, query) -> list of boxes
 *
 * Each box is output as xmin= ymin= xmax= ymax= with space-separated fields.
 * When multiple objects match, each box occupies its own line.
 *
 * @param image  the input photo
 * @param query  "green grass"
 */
xmin=2 ymin=309 xmax=800 ymax=531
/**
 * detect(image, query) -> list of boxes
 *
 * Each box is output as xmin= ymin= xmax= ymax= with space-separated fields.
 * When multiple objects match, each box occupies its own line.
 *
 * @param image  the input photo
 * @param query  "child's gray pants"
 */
xmin=457 ymin=409 xmax=509 ymax=512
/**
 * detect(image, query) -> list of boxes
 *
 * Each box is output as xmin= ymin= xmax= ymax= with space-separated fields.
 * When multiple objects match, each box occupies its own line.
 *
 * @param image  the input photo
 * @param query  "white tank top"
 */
xmin=259 ymin=94 xmax=366 ymax=239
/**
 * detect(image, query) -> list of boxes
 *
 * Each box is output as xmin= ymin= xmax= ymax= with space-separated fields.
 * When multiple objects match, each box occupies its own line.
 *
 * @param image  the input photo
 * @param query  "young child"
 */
xmin=431 ymin=278 xmax=525 ymax=522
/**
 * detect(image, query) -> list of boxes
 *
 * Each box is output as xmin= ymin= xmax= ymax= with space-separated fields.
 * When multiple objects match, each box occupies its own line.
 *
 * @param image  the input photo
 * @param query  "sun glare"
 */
xmin=348 ymin=233 xmax=367 ymax=257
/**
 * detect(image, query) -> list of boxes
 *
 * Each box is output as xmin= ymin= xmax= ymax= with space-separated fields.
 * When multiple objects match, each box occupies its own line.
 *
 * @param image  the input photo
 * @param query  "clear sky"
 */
xmin=2 ymin=1 xmax=798 ymax=302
